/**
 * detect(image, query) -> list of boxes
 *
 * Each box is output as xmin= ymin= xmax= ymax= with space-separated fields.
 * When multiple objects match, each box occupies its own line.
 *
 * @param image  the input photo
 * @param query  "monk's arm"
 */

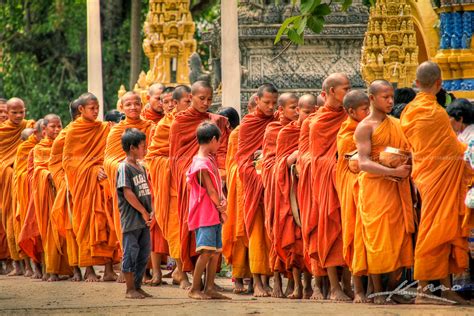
xmin=354 ymin=122 xmax=410 ymax=178
xmin=199 ymin=169 xmax=222 ymax=210
xmin=123 ymin=188 xmax=151 ymax=224
xmin=287 ymin=150 xmax=299 ymax=167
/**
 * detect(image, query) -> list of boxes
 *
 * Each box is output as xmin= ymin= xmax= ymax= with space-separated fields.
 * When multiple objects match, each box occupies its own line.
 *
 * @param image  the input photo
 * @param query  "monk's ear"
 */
xmin=78 ymin=105 xmax=85 ymax=114
xmin=369 ymin=94 xmax=375 ymax=104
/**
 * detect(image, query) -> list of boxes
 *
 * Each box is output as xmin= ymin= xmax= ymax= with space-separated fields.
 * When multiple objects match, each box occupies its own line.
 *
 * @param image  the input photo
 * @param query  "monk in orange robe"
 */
xmin=401 ymin=62 xmax=472 ymax=305
xmin=308 ymin=74 xmax=352 ymax=301
xmin=13 ymin=126 xmax=42 ymax=277
xmin=0 ymin=98 xmax=7 ymax=123
xmin=169 ymin=81 xmax=230 ymax=276
xmin=146 ymin=85 xmax=192 ymax=289
xmin=141 ymin=83 xmax=165 ymax=124
xmin=31 ymin=114 xmax=73 ymax=281
xmin=0 ymin=98 xmax=34 ymax=275
xmin=262 ymin=93 xmax=297 ymax=298
xmin=49 ymin=100 xmax=82 ymax=281
xmin=236 ymin=84 xmax=278 ymax=297
xmin=335 ymin=90 xmax=371 ymax=303
xmin=0 ymin=98 xmax=11 ymax=275
xmin=274 ymin=94 xmax=317 ymax=299
xmin=63 ymin=92 xmax=119 ymax=282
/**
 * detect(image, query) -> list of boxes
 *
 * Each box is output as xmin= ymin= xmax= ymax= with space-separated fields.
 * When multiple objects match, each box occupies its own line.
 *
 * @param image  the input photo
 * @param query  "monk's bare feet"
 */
xmin=126 ymin=289 xmax=145 ymax=299
xmin=102 ymin=270 xmax=118 ymax=282
xmin=233 ymin=279 xmax=246 ymax=294
xmin=115 ymin=271 xmax=125 ymax=283
xmin=42 ymin=273 xmax=50 ymax=282
xmin=7 ymin=263 xmax=23 ymax=276
xmin=288 ymin=286 xmax=303 ymax=299
xmin=272 ymin=284 xmax=285 ymax=298
xmin=71 ymin=267 xmax=83 ymax=282
xmin=330 ymin=288 xmax=352 ymax=302
xmin=253 ymin=283 xmax=270 ymax=297
xmin=285 ymin=279 xmax=295 ymax=297
xmin=188 ymin=289 xmax=211 ymax=300
xmin=4 ymin=261 xmax=14 ymax=275
xmin=137 ymin=288 xmax=153 ymax=298
xmin=353 ymin=292 xmax=370 ymax=303
xmin=84 ymin=267 xmax=101 ymax=282
xmin=24 ymin=264 xmax=33 ymax=278
xmin=343 ymin=286 xmax=355 ymax=300
xmin=205 ymin=289 xmax=231 ymax=300
xmin=441 ymin=290 xmax=471 ymax=305
xmin=32 ymin=269 xmax=42 ymax=279
xmin=48 ymin=274 xmax=60 ymax=282
xmin=310 ymin=287 xmax=325 ymax=300
xmin=303 ymin=285 xmax=313 ymax=299
xmin=147 ymin=273 xmax=167 ymax=286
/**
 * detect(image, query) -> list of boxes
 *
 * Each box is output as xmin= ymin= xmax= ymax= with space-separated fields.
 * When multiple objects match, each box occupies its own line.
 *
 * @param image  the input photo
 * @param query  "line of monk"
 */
xmin=0 ymin=62 xmax=472 ymax=305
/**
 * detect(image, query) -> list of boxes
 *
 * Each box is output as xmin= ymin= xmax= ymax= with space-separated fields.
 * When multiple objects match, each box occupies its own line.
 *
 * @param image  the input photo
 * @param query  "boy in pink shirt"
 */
xmin=186 ymin=122 xmax=229 ymax=300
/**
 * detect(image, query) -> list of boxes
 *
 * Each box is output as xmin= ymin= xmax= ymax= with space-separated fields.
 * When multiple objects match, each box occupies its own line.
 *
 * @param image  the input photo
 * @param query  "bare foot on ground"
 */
xmin=329 ymin=288 xmax=351 ymax=302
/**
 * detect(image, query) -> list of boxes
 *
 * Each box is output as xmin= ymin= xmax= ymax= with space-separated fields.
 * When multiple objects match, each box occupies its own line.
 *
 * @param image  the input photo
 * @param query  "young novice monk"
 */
xmin=187 ymin=122 xmax=229 ymax=300
xmin=335 ymin=90 xmax=370 ymax=303
xmin=117 ymin=128 xmax=153 ymax=299
xmin=354 ymin=80 xmax=414 ymax=304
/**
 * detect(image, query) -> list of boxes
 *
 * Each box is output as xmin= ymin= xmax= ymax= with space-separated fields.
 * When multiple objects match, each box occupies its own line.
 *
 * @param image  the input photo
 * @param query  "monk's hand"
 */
xmin=392 ymin=164 xmax=411 ymax=179
xmin=253 ymin=150 xmax=262 ymax=161
xmin=97 ymin=168 xmax=107 ymax=181
xmin=287 ymin=150 xmax=299 ymax=166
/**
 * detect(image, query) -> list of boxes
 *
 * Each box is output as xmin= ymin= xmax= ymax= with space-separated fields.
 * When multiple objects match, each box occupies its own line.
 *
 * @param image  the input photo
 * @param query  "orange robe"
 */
xmin=309 ymin=105 xmax=347 ymax=269
xmin=49 ymin=128 xmax=79 ymax=267
xmin=12 ymin=134 xmax=39 ymax=256
xmin=401 ymin=92 xmax=472 ymax=280
xmin=145 ymin=112 xmax=180 ymax=259
xmin=169 ymin=107 xmax=230 ymax=272
xmin=262 ymin=117 xmax=290 ymax=272
xmin=274 ymin=120 xmax=304 ymax=270
xmin=335 ymin=117 xmax=367 ymax=275
xmin=297 ymin=112 xmax=323 ymax=275
xmin=236 ymin=108 xmax=276 ymax=275
xmin=222 ymin=126 xmax=251 ymax=278
xmin=357 ymin=116 xmax=414 ymax=275
xmin=0 ymin=119 xmax=34 ymax=260
xmin=63 ymin=117 xmax=118 ymax=267
xmin=32 ymin=138 xmax=72 ymax=275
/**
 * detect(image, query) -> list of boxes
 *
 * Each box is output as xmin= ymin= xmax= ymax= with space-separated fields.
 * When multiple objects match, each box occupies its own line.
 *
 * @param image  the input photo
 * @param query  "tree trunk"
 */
xmin=129 ymin=0 xmax=141 ymax=89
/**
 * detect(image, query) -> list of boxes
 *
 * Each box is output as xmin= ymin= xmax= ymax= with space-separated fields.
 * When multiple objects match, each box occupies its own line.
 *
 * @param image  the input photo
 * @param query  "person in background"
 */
xmin=446 ymin=98 xmax=474 ymax=144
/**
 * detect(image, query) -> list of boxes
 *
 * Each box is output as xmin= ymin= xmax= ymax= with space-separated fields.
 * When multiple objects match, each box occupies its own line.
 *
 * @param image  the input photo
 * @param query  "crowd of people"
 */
xmin=0 ymin=61 xmax=472 ymax=305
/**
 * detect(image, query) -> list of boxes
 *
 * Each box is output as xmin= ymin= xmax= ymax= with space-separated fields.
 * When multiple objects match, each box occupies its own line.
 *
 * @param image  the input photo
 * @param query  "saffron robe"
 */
xmin=309 ymin=105 xmax=347 ymax=269
xmin=335 ymin=117 xmax=367 ymax=275
xmin=222 ymin=126 xmax=251 ymax=278
xmin=169 ymin=107 xmax=230 ymax=272
xmin=236 ymin=108 xmax=276 ymax=275
xmin=274 ymin=120 xmax=304 ymax=270
xmin=357 ymin=116 xmax=414 ymax=275
xmin=401 ymin=92 xmax=472 ymax=280
xmin=0 ymin=119 xmax=34 ymax=260
xmin=32 ymin=138 xmax=72 ymax=275
xmin=63 ymin=117 xmax=118 ymax=267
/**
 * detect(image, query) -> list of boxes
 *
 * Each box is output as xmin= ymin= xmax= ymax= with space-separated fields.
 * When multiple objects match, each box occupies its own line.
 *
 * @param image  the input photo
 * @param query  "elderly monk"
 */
xmin=0 ymin=98 xmax=7 ymax=123
xmin=262 ymin=93 xmax=298 ymax=298
xmin=31 ymin=114 xmax=73 ymax=282
xmin=274 ymin=94 xmax=317 ymax=299
xmin=0 ymin=98 xmax=34 ymax=276
xmin=401 ymin=62 xmax=473 ymax=305
xmin=169 ymin=81 xmax=230 ymax=274
xmin=335 ymin=90 xmax=371 ymax=303
xmin=63 ymin=92 xmax=119 ymax=282
xmin=307 ymin=73 xmax=352 ymax=302
xmin=104 ymin=91 xmax=162 ymax=284
xmin=13 ymin=124 xmax=43 ymax=277
xmin=146 ymin=85 xmax=191 ymax=289
xmin=49 ymin=100 xmax=82 ymax=282
xmin=355 ymin=80 xmax=415 ymax=304
xmin=141 ymin=83 xmax=165 ymax=123
xmin=236 ymin=83 xmax=278 ymax=297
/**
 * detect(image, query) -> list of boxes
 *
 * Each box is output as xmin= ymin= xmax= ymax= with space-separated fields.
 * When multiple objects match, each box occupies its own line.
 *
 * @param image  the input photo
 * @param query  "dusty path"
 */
xmin=0 ymin=275 xmax=472 ymax=315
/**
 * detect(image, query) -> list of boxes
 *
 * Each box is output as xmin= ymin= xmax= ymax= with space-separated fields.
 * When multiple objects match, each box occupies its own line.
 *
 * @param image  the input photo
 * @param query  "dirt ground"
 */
xmin=0 ymin=274 xmax=473 ymax=315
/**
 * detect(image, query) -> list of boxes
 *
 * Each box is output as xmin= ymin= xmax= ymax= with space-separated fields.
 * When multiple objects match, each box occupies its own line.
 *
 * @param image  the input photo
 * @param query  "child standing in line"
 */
xmin=186 ymin=122 xmax=230 ymax=300
xmin=117 ymin=128 xmax=153 ymax=299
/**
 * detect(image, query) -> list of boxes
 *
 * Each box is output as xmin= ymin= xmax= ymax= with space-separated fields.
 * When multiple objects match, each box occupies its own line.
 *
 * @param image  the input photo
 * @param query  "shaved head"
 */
xmin=173 ymin=85 xmax=191 ymax=101
xmin=7 ymin=97 xmax=25 ymax=110
xmin=7 ymin=97 xmax=26 ymax=125
xmin=191 ymin=80 xmax=213 ymax=95
xmin=247 ymin=93 xmax=258 ymax=113
xmin=121 ymin=91 xmax=141 ymax=105
xmin=21 ymin=128 xmax=34 ymax=141
xmin=278 ymin=93 xmax=299 ymax=107
xmin=298 ymin=94 xmax=317 ymax=108
xmin=317 ymin=94 xmax=325 ymax=107
xmin=368 ymin=80 xmax=393 ymax=96
xmin=324 ymin=73 xmax=349 ymax=93
xmin=148 ymin=83 xmax=165 ymax=97
xmin=343 ymin=90 xmax=369 ymax=110
xmin=416 ymin=61 xmax=442 ymax=89
xmin=0 ymin=98 xmax=7 ymax=123
xmin=43 ymin=113 xmax=61 ymax=125
xmin=34 ymin=119 xmax=45 ymax=134
xmin=69 ymin=99 xmax=81 ymax=120
xmin=257 ymin=83 xmax=278 ymax=97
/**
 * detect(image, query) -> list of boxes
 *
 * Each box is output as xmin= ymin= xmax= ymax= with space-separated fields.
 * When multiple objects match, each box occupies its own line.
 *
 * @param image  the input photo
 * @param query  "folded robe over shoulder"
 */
xmin=63 ymin=117 xmax=118 ymax=267
xmin=401 ymin=92 xmax=473 ymax=281
xmin=309 ymin=105 xmax=347 ymax=269
xmin=32 ymin=138 xmax=72 ymax=275
xmin=222 ymin=126 xmax=251 ymax=278
xmin=169 ymin=107 xmax=230 ymax=272
xmin=357 ymin=116 xmax=414 ymax=275
xmin=0 ymin=119 xmax=34 ymax=261
xmin=274 ymin=120 xmax=304 ymax=270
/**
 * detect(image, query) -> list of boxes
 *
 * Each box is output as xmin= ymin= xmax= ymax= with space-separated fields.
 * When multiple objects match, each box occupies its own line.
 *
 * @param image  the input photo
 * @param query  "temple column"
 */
xmin=87 ymin=0 xmax=104 ymax=120
xmin=221 ymin=0 xmax=241 ymax=116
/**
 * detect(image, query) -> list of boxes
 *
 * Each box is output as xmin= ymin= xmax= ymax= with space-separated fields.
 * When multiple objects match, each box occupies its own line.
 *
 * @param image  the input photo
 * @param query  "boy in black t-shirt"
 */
xmin=117 ymin=128 xmax=153 ymax=299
